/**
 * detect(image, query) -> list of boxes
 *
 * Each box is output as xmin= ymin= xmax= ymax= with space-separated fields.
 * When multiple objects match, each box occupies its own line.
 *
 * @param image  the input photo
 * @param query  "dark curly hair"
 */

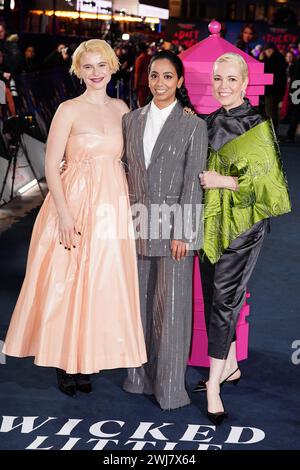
xmin=148 ymin=50 xmax=196 ymax=112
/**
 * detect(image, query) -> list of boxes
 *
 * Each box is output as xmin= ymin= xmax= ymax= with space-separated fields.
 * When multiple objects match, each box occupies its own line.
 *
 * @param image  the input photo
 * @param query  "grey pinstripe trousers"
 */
xmin=123 ymin=255 xmax=194 ymax=410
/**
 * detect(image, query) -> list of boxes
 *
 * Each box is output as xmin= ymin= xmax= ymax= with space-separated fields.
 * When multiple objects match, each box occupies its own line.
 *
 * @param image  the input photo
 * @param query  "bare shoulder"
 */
xmin=56 ymin=98 xmax=79 ymax=117
xmin=110 ymin=98 xmax=130 ymax=116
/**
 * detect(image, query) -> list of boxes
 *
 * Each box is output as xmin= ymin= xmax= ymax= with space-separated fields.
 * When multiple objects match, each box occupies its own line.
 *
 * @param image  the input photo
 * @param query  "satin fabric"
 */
xmin=200 ymin=220 xmax=267 ymax=359
xmin=203 ymin=119 xmax=291 ymax=264
xmin=206 ymin=98 xmax=264 ymax=151
xmin=199 ymin=100 xmax=290 ymax=359
xmin=3 ymin=106 xmax=147 ymax=374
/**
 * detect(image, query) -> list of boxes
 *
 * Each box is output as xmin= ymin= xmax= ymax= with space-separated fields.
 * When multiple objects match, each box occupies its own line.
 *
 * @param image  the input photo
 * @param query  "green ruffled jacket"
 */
xmin=203 ymin=119 xmax=291 ymax=264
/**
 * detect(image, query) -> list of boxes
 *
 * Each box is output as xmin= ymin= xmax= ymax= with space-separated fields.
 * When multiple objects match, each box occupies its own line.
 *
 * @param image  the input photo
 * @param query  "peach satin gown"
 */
xmin=3 ymin=101 xmax=147 ymax=374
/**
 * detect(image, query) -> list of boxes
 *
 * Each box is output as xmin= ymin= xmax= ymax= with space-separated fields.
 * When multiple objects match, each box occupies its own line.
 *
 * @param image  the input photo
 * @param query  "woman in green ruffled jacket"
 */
xmin=193 ymin=52 xmax=291 ymax=425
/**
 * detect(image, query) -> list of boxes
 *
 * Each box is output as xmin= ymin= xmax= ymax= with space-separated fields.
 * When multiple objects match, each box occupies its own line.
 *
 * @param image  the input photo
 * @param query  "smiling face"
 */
xmin=79 ymin=51 xmax=112 ymax=90
xmin=148 ymin=58 xmax=183 ymax=109
xmin=212 ymin=60 xmax=248 ymax=111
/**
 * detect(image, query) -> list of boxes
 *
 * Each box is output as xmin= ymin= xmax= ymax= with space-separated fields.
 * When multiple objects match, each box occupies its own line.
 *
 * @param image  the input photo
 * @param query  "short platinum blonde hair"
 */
xmin=213 ymin=52 xmax=248 ymax=82
xmin=70 ymin=39 xmax=119 ymax=77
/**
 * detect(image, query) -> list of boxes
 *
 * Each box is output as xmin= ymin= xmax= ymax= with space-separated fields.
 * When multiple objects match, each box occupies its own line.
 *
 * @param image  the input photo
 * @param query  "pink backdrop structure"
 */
xmin=180 ymin=20 xmax=273 ymax=114
xmin=182 ymin=21 xmax=273 ymax=366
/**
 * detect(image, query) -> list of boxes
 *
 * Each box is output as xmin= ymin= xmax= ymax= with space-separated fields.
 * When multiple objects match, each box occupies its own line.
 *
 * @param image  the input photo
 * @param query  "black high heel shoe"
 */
xmin=193 ymin=367 xmax=241 ymax=393
xmin=74 ymin=374 xmax=92 ymax=393
xmin=207 ymin=394 xmax=228 ymax=426
xmin=56 ymin=369 xmax=77 ymax=397
xmin=207 ymin=409 xmax=228 ymax=426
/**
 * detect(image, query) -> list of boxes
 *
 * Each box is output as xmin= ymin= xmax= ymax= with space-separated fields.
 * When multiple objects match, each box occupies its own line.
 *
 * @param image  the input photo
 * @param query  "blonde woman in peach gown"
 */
xmin=3 ymin=39 xmax=147 ymax=396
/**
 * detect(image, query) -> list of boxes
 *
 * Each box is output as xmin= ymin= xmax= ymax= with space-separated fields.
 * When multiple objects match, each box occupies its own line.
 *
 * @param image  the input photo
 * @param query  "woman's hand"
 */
xmin=199 ymin=170 xmax=224 ymax=189
xmin=58 ymin=210 xmax=80 ymax=250
xmin=199 ymin=171 xmax=238 ymax=191
xmin=171 ymin=240 xmax=189 ymax=260
xmin=184 ymin=106 xmax=195 ymax=115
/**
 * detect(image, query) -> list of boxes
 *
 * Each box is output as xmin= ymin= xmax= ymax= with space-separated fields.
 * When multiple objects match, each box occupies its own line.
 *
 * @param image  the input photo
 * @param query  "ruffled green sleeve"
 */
xmin=203 ymin=120 xmax=291 ymax=264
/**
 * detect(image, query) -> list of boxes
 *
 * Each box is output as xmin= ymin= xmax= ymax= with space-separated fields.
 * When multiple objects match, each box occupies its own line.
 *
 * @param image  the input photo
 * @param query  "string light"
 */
xmin=30 ymin=10 xmax=159 ymax=23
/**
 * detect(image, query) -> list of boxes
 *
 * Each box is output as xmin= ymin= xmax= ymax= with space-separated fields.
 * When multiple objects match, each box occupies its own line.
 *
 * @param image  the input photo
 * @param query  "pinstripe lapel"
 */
xmin=136 ymin=104 xmax=151 ymax=171
xmin=147 ymin=102 xmax=183 ymax=171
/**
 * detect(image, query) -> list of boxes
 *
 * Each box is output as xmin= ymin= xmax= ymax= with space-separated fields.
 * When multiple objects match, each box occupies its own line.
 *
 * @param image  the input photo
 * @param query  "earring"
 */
xmin=241 ymin=89 xmax=245 ymax=98
xmin=80 ymin=77 xmax=83 ymax=85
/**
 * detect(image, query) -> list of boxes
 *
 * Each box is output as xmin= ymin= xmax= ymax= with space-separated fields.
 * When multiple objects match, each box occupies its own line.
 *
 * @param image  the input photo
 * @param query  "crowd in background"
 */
xmin=235 ymin=23 xmax=300 ymax=141
xmin=0 ymin=20 xmax=299 ymax=144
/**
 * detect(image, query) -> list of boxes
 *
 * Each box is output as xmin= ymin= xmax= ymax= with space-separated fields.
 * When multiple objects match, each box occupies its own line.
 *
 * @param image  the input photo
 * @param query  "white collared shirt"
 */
xmin=143 ymin=99 xmax=177 ymax=169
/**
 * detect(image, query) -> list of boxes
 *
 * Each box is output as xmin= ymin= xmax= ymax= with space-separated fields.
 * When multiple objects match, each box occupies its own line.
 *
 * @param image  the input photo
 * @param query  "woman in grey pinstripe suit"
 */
xmin=123 ymin=51 xmax=208 ymax=410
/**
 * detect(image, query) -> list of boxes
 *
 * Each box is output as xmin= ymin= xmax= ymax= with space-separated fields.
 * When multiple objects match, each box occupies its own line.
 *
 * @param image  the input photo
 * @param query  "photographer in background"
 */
xmin=5 ymin=34 xmax=22 ymax=74
xmin=262 ymin=42 xmax=286 ymax=134
xmin=44 ymin=43 xmax=71 ymax=69
xmin=0 ymin=24 xmax=22 ymax=73
xmin=0 ymin=49 xmax=16 ymax=117
xmin=22 ymin=46 xmax=40 ymax=73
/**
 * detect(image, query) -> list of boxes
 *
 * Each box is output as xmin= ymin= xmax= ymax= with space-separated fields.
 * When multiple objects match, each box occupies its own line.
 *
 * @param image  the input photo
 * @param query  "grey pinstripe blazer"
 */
xmin=122 ymin=101 xmax=208 ymax=257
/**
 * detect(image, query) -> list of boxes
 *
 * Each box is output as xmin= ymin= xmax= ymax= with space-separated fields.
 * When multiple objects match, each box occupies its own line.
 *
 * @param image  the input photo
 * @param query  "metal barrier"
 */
xmin=13 ymin=68 xmax=138 ymax=143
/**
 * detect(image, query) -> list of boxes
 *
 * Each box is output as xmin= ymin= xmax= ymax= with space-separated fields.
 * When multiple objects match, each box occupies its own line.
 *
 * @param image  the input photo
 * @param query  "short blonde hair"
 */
xmin=7 ymin=33 xmax=19 ymax=42
xmin=213 ymin=52 xmax=248 ymax=82
xmin=70 ymin=39 xmax=119 ymax=77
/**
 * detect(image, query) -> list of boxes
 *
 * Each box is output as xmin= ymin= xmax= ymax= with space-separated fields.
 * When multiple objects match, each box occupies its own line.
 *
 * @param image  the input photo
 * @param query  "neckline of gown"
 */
xmin=69 ymin=131 xmax=122 ymax=138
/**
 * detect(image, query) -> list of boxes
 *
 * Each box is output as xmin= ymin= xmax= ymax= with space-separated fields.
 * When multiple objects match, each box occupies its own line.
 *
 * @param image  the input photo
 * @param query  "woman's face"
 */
xmin=242 ymin=27 xmax=254 ymax=43
xmin=285 ymin=52 xmax=294 ymax=65
xmin=148 ymin=58 xmax=183 ymax=108
xmin=25 ymin=47 xmax=35 ymax=59
xmin=212 ymin=60 xmax=247 ymax=111
xmin=79 ymin=51 xmax=112 ymax=90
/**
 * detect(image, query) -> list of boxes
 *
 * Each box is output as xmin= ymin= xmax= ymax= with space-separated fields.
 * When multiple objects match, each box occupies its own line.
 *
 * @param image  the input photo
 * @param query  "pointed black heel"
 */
xmin=207 ymin=394 xmax=228 ymax=426
xmin=221 ymin=367 xmax=241 ymax=386
xmin=193 ymin=367 xmax=241 ymax=393
xmin=207 ymin=410 xmax=228 ymax=426
xmin=56 ymin=369 xmax=77 ymax=397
